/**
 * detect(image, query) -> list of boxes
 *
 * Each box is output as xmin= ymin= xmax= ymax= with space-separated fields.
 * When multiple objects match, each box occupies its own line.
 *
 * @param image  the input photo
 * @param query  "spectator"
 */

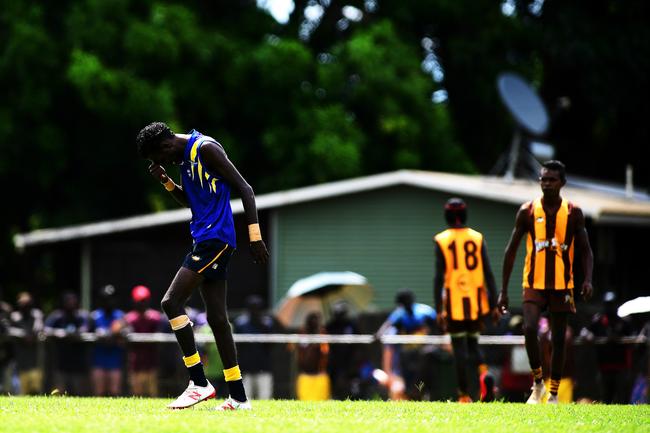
xmin=325 ymin=301 xmax=361 ymax=399
xmin=630 ymin=318 xmax=649 ymax=404
xmin=585 ymin=291 xmax=634 ymax=403
xmin=499 ymin=314 xmax=533 ymax=402
xmin=375 ymin=289 xmax=436 ymax=400
xmin=44 ymin=292 xmax=89 ymax=395
xmin=292 ymin=312 xmax=330 ymax=400
xmin=88 ymin=284 xmax=125 ymax=396
xmin=124 ymin=285 xmax=163 ymax=397
xmin=233 ymin=295 xmax=276 ymax=400
xmin=9 ymin=292 xmax=44 ymax=395
xmin=0 ymin=298 xmax=13 ymax=394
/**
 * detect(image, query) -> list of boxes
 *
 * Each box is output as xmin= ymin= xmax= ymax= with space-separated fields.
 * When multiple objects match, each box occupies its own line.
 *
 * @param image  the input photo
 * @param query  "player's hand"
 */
xmin=148 ymin=161 xmax=169 ymax=183
xmin=497 ymin=291 xmax=509 ymax=314
xmin=581 ymin=282 xmax=593 ymax=301
xmin=436 ymin=311 xmax=447 ymax=333
xmin=250 ymin=239 xmax=269 ymax=264
xmin=490 ymin=307 xmax=501 ymax=325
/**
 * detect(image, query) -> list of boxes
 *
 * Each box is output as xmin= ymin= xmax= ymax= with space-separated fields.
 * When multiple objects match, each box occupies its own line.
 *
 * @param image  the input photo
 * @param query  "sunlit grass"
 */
xmin=0 ymin=396 xmax=648 ymax=433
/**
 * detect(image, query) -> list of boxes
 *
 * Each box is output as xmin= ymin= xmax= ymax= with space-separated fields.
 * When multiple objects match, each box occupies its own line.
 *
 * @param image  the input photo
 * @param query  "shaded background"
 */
xmin=1 ymin=0 xmax=649 ymax=303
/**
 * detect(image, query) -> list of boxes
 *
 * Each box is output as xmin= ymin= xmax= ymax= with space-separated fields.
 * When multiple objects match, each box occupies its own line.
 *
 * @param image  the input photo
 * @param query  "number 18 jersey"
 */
xmin=434 ymin=227 xmax=487 ymax=321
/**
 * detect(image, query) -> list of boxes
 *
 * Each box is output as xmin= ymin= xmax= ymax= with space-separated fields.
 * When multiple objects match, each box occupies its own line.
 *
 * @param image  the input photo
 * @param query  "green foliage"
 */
xmin=1 ymin=0 xmax=649 ymax=296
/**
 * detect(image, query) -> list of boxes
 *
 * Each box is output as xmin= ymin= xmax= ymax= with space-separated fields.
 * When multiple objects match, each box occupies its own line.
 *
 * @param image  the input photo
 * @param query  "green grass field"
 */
xmin=0 ymin=397 xmax=648 ymax=433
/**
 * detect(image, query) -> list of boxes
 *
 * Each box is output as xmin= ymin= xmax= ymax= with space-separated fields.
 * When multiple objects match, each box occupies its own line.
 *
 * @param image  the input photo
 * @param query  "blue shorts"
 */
xmin=92 ymin=347 xmax=124 ymax=370
xmin=182 ymin=239 xmax=235 ymax=280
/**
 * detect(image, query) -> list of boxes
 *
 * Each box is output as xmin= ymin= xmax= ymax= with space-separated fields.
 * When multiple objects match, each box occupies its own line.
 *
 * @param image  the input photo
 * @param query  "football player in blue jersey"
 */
xmin=137 ymin=122 xmax=269 ymax=410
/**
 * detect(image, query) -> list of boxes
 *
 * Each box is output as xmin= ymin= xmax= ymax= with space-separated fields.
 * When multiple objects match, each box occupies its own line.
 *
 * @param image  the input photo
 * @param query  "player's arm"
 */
xmin=499 ymin=205 xmax=528 ymax=313
xmin=481 ymin=240 xmax=500 ymax=323
xmin=481 ymin=240 xmax=498 ymax=308
xmin=199 ymin=141 xmax=269 ymax=264
xmin=433 ymin=241 xmax=447 ymax=331
xmin=375 ymin=318 xmax=393 ymax=341
xmin=148 ymin=162 xmax=189 ymax=207
xmin=573 ymin=206 xmax=594 ymax=300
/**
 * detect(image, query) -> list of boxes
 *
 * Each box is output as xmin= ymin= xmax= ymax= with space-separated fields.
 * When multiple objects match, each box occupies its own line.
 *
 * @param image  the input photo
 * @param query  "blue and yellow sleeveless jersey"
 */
xmin=180 ymin=130 xmax=236 ymax=247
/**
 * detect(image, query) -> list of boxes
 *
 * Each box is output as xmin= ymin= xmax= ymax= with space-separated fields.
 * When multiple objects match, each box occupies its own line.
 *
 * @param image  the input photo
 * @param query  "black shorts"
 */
xmin=182 ymin=239 xmax=234 ymax=280
xmin=447 ymin=320 xmax=482 ymax=336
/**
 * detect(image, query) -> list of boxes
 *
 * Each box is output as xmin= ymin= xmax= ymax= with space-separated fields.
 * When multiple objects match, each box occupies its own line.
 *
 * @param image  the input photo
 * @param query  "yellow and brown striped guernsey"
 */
xmin=434 ymin=228 xmax=486 ymax=321
xmin=522 ymin=198 xmax=576 ymax=290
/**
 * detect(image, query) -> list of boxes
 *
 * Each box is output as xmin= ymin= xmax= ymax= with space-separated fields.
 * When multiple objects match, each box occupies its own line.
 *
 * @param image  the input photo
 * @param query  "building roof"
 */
xmin=14 ymin=170 xmax=650 ymax=249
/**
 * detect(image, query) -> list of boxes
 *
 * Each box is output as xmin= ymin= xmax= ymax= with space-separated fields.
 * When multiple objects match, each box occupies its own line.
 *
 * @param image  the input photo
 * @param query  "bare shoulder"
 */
xmin=515 ymin=201 xmax=532 ymax=220
xmin=199 ymin=139 xmax=226 ymax=157
xmin=519 ymin=201 xmax=533 ymax=212
xmin=569 ymin=202 xmax=584 ymax=216
xmin=568 ymin=202 xmax=586 ymax=228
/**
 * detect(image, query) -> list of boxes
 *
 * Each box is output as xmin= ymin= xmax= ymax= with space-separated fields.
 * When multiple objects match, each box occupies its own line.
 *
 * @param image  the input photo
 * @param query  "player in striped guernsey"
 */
xmin=137 ymin=122 xmax=269 ymax=410
xmin=498 ymin=160 xmax=593 ymax=404
xmin=433 ymin=198 xmax=500 ymax=402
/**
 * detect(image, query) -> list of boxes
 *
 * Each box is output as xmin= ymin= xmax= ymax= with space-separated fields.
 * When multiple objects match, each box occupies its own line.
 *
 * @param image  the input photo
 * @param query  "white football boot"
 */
xmin=214 ymin=396 xmax=252 ymax=411
xmin=526 ymin=381 xmax=546 ymax=404
xmin=547 ymin=394 xmax=559 ymax=404
xmin=167 ymin=380 xmax=216 ymax=409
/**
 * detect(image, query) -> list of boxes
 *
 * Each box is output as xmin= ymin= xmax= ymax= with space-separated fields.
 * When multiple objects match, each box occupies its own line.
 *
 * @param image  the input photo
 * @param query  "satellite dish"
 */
xmin=497 ymin=72 xmax=549 ymax=136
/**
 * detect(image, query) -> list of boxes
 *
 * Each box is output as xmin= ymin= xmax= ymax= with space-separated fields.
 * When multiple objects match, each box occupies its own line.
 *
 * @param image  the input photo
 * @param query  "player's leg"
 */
xmin=522 ymin=302 xmax=542 ymax=380
xmin=91 ymin=368 xmax=106 ymax=396
xmin=108 ymin=369 xmax=122 ymax=396
xmin=450 ymin=334 xmax=470 ymax=401
xmin=200 ymin=279 xmax=249 ymax=407
xmin=522 ymin=300 xmax=546 ymax=403
xmin=466 ymin=329 xmax=494 ymax=402
xmin=162 ymin=267 xmax=216 ymax=409
xmin=160 ymin=267 xmax=208 ymax=384
xmin=548 ymin=312 xmax=568 ymax=401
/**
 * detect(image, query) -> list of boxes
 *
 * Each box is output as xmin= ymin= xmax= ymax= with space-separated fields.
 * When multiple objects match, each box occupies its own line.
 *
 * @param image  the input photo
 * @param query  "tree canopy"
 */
xmin=1 ymin=0 xmax=648 ymax=294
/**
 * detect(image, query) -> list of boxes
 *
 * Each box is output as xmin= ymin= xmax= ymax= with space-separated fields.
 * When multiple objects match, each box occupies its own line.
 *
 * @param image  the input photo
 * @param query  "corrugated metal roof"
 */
xmin=14 ymin=170 xmax=650 ymax=249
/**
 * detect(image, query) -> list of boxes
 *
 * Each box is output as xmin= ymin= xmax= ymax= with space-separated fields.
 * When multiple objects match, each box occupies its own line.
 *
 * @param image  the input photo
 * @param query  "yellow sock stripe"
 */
xmin=170 ymin=315 xmax=192 ymax=331
xmin=198 ymin=243 xmax=229 ymax=273
xmin=532 ymin=367 xmax=543 ymax=380
xmin=183 ymin=352 xmax=201 ymax=368
xmin=223 ymin=365 xmax=242 ymax=382
xmin=550 ymin=379 xmax=560 ymax=394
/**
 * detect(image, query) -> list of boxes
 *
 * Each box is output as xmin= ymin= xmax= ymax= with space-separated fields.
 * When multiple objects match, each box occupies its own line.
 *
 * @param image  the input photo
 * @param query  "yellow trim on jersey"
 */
xmin=183 ymin=351 xmax=201 ymax=368
xmin=223 ymin=365 xmax=242 ymax=382
xmin=197 ymin=243 xmax=229 ymax=274
xmin=189 ymin=140 xmax=200 ymax=180
xmin=197 ymin=159 xmax=204 ymax=188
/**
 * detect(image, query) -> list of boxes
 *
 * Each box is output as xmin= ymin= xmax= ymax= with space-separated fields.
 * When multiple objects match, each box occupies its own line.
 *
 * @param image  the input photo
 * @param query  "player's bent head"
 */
xmin=541 ymin=160 xmax=566 ymax=183
xmin=136 ymin=121 xmax=174 ymax=159
xmin=395 ymin=288 xmax=415 ymax=308
xmin=444 ymin=197 xmax=467 ymax=226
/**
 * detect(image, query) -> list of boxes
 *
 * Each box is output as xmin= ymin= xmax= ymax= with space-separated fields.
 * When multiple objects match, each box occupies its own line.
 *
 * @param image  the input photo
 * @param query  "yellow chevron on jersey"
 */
xmin=434 ymin=228 xmax=486 ymax=321
xmin=523 ymin=198 xmax=575 ymax=290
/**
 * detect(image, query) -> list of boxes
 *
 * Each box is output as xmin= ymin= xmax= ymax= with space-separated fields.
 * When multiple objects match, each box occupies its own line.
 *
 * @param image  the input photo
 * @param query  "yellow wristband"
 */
xmin=248 ymin=223 xmax=262 ymax=242
xmin=162 ymin=178 xmax=175 ymax=191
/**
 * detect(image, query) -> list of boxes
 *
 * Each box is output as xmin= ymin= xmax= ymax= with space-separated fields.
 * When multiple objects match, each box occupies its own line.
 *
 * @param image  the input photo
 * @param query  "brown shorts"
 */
xmin=523 ymin=287 xmax=576 ymax=313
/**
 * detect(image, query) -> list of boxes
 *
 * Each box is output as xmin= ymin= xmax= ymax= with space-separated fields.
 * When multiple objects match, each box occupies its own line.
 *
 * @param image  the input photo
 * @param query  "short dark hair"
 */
xmin=542 ymin=160 xmax=566 ymax=182
xmin=395 ymin=288 xmax=415 ymax=307
xmin=136 ymin=122 xmax=174 ymax=158
xmin=444 ymin=197 xmax=467 ymax=226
